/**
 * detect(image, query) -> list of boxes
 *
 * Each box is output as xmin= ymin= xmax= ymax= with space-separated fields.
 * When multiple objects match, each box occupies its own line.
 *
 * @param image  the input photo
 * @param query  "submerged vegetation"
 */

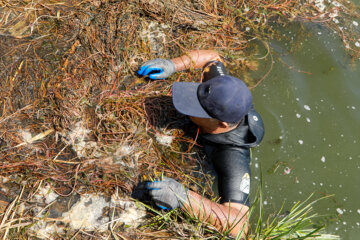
xmin=0 ymin=0 xmax=358 ymax=238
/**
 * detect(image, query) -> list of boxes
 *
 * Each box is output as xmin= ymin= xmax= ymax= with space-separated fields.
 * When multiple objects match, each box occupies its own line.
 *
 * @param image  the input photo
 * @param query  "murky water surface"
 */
xmin=247 ymin=21 xmax=360 ymax=239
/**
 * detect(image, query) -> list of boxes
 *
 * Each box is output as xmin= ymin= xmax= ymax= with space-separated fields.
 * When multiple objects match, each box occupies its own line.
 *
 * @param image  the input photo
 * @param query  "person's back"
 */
xmin=136 ymin=50 xmax=264 ymax=237
xmin=200 ymin=107 xmax=264 ymax=206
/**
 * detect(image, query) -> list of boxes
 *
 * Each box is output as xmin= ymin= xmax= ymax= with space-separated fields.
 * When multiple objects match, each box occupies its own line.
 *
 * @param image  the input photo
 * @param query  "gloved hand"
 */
xmin=131 ymin=181 xmax=152 ymax=203
xmin=146 ymin=177 xmax=188 ymax=210
xmin=137 ymin=59 xmax=176 ymax=80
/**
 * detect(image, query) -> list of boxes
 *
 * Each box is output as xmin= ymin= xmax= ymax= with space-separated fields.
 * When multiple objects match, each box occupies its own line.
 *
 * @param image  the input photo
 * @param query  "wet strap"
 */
xmin=202 ymin=61 xmax=228 ymax=82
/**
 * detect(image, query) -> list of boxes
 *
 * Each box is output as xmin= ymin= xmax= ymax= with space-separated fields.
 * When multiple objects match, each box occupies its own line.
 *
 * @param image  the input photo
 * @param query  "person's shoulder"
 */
xmin=246 ymin=108 xmax=264 ymax=145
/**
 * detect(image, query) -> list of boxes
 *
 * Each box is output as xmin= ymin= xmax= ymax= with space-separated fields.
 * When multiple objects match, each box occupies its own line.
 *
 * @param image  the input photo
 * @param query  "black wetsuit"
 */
xmin=200 ymin=61 xmax=265 ymax=206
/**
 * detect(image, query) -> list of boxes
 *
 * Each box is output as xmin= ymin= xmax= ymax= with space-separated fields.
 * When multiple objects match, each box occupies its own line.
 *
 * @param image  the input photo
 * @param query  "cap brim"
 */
xmin=172 ymin=82 xmax=212 ymax=118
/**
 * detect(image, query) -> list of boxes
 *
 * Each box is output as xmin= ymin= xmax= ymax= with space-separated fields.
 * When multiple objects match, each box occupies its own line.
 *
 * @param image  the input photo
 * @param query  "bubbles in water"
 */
xmin=304 ymin=105 xmax=311 ymax=111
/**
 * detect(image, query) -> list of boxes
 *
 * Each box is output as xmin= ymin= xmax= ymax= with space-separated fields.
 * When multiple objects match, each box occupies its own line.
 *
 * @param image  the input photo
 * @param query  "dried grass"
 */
xmin=0 ymin=0 xmax=358 ymax=238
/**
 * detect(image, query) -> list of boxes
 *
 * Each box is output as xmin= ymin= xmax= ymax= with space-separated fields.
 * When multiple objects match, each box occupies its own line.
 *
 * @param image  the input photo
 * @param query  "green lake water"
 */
xmin=247 ymin=20 xmax=360 ymax=239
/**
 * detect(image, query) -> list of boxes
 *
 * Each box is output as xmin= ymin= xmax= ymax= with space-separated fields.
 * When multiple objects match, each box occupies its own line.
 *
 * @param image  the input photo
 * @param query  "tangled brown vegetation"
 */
xmin=0 ymin=0 xmax=359 ymax=238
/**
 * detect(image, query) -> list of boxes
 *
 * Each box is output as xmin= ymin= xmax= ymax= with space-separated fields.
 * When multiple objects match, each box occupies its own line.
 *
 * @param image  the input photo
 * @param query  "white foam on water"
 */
xmin=155 ymin=132 xmax=174 ymax=146
xmin=34 ymin=184 xmax=59 ymax=204
xmin=336 ymin=208 xmax=344 ymax=215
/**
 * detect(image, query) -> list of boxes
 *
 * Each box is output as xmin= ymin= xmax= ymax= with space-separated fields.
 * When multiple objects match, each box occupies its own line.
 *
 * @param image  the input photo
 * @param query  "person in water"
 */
xmin=136 ymin=50 xmax=264 ymax=237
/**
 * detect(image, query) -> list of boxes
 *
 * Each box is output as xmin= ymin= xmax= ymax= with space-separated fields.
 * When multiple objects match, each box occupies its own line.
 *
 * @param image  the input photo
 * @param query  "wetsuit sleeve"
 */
xmin=211 ymin=146 xmax=251 ymax=206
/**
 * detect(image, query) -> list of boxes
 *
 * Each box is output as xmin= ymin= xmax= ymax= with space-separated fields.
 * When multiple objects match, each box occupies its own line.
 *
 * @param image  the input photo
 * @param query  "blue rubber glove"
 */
xmin=147 ymin=177 xmax=188 ymax=210
xmin=138 ymin=59 xmax=176 ymax=80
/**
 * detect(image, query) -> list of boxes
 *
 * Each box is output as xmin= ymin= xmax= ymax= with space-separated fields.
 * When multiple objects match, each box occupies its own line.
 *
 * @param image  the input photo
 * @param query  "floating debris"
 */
xmin=284 ymin=167 xmax=291 ymax=175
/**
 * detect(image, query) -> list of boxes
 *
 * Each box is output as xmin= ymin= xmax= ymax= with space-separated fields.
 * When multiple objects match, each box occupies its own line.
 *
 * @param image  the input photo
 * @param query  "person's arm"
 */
xmin=171 ymin=50 xmax=222 ymax=71
xmin=183 ymin=190 xmax=249 ymax=237
xmin=137 ymin=50 xmax=221 ymax=79
xmin=146 ymin=177 xmax=249 ymax=238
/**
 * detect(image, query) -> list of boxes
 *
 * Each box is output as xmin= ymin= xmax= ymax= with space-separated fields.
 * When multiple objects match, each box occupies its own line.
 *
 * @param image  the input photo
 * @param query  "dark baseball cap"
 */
xmin=172 ymin=75 xmax=252 ymax=123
